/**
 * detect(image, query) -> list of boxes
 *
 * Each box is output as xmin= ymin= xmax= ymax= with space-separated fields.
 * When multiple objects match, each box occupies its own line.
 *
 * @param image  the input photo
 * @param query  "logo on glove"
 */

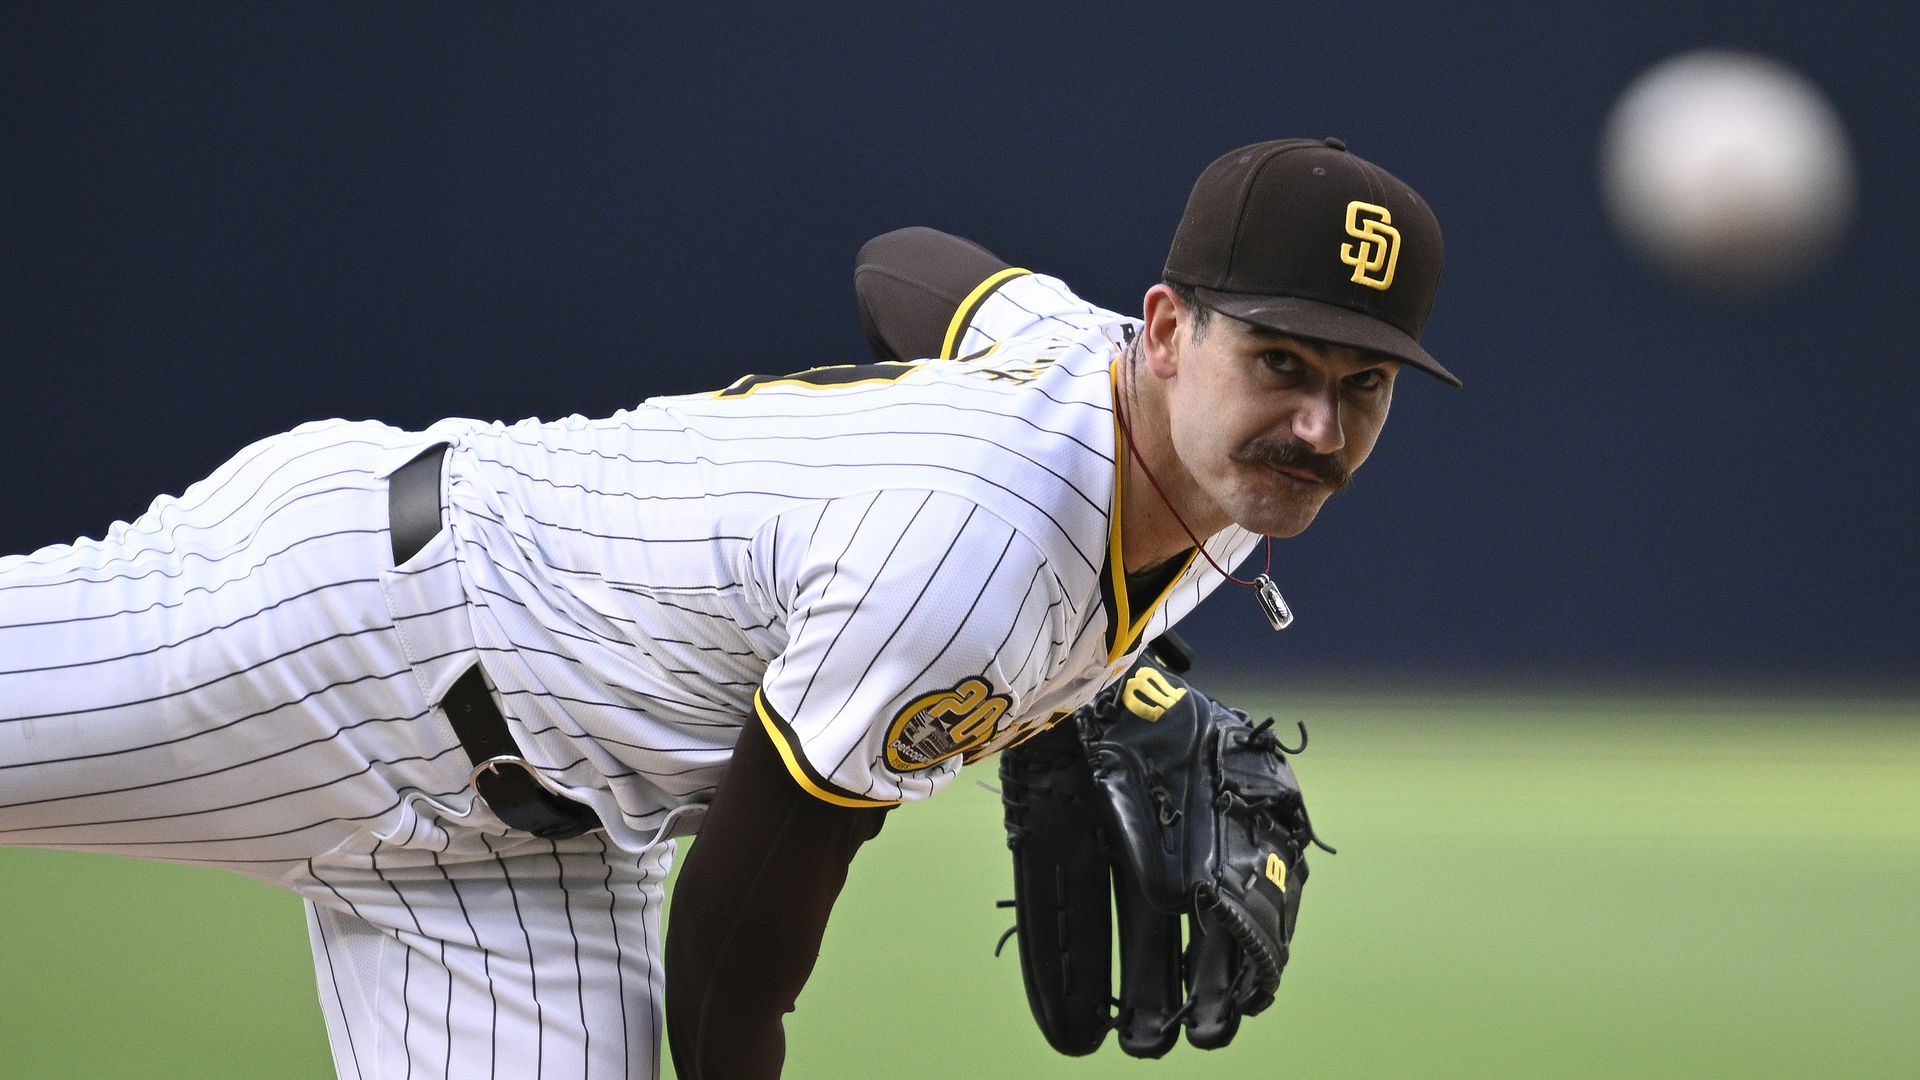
xmin=1120 ymin=666 xmax=1188 ymax=722
xmin=1264 ymin=852 xmax=1288 ymax=892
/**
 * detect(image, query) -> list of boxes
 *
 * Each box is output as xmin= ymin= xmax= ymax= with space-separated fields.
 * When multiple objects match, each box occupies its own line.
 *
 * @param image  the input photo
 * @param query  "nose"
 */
xmin=1291 ymin=387 xmax=1345 ymax=455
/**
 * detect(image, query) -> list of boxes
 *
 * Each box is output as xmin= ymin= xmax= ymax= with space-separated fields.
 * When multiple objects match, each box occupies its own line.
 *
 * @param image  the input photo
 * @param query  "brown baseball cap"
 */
xmin=1163 ymin=137 xmax=1459 ymax=387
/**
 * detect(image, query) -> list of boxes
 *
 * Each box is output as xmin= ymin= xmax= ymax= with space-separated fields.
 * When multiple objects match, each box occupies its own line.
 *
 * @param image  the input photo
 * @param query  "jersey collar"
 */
xmin=1100 ymin=355 xmax=1198 ymax=664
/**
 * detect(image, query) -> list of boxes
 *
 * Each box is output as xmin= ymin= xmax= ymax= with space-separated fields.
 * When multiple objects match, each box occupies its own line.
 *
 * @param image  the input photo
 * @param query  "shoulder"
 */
xmin=755 ymin=489 xmax=1083 ymax=804
xmin=943 ymin=271 xmax=1135 ymax=359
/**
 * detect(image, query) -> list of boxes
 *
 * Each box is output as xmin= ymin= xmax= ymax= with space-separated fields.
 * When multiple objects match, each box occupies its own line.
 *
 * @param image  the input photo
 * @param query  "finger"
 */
xmin=1112 ymin=856 xmax=1184 ymax=1058
xmin=1182 ymin=909 xmax=1246 ymax=1049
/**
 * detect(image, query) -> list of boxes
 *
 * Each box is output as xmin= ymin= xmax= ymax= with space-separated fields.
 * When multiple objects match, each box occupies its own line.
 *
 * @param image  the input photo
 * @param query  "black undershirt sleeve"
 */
xmin=854 ymin=226 xmax=1015 ymax=361
xmin=666 ymin=226 xmax=1002 ymax=1075
xmin=664 ymin=716 xmax=892 ymax=1080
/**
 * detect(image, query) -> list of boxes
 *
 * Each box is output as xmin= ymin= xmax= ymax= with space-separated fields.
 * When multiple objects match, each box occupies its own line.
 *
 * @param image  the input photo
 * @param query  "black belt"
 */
xmin=389 ymin=445 xmax=603 ymax=840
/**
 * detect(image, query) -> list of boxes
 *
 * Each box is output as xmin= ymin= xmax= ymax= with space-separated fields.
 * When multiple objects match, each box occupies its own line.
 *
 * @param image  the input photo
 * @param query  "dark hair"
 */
xmin=1162 ymin=279 xmax=1214 ymax=337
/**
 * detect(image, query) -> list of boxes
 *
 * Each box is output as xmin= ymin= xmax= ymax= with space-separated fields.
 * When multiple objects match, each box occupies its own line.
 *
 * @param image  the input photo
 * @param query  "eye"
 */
xmin=1346 ymin=368 xmax=1390 ymax=392
xmin=1260 ymin=350 xmax=1303 ymax=375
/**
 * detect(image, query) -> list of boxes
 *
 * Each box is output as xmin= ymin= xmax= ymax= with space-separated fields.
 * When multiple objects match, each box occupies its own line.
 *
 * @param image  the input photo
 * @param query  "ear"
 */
xmin=1140 ymin=284 xmax=1185 ymax=378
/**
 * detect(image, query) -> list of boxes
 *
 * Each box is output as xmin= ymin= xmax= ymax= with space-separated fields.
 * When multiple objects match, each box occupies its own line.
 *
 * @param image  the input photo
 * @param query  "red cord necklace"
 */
xmin=1113 ymin=375 xmax=1294 ymax=631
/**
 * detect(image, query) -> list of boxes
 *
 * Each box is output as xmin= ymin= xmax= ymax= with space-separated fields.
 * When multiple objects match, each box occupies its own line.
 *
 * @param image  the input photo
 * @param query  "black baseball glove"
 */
xmin=998 ymin=638 xmax=1331 ymax=1057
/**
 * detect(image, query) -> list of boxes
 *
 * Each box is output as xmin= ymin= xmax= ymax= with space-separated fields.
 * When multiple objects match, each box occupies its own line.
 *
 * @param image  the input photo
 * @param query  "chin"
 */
xmin=1251 ymin=516 xmax=1318 ymax=539
xmin=1218 ymin=469 xmax=1336 ymax=538
xmin=1234 ymin=497 xmax=1326 ymax=539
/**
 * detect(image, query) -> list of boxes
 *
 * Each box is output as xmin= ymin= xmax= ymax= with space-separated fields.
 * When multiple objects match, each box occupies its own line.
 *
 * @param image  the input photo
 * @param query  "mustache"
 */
xmin=1232 ymin=439 xmax=1352 ymax=491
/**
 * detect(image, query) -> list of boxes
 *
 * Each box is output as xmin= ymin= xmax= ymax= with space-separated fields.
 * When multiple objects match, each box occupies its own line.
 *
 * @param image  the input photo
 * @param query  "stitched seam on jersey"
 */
xmin=940 ymin=267 xmax=1032 ymax=359
xmin=384 ymin=593 xmax=440 ymax=712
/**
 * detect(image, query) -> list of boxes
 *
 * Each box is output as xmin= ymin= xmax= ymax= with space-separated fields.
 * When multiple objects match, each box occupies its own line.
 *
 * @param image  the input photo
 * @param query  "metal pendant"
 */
xmin=1254 ymin=574 xmax=1293 ymax=630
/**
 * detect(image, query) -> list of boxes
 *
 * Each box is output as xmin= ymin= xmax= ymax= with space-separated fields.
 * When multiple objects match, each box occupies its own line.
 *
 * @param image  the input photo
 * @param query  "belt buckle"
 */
xmin=470 ymin=754 xmax=575 ymax=801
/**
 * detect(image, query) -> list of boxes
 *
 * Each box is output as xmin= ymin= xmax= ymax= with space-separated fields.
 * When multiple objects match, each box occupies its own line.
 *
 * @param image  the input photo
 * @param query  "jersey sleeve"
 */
xmin=852 ymin=226 xmax=1129 ymax=362
xmin=941 ymin=269 xmax=1130 ymax=360
xmin=752 ymin=489 xmax=1070 ymax=805
xmin=854 ymin=226 xmax=1020 ymax=362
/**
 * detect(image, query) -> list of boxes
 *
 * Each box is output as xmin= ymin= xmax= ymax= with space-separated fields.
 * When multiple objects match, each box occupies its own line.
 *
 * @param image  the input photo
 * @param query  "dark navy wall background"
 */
xmin=5 ymin=3 xmax=1915 ymax=685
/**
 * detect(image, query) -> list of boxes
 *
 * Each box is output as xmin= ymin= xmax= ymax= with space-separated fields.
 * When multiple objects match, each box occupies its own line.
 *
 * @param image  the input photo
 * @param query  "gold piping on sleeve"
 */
xmin=939 ymin=267 xmax=1033 ymax=359
xmin=754 ymin=691 xmax=902 ymax=809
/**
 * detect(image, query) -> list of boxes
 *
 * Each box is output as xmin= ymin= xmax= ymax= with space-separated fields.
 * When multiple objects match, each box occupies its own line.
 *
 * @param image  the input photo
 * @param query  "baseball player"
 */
xmin=0 ymin=137 xmax=1457 ymax=1079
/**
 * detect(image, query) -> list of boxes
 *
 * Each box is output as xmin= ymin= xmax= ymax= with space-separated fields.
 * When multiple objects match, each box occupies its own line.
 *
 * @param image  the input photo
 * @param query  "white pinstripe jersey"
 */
xmin=428 ymin=271 xmax=1260 ymax=837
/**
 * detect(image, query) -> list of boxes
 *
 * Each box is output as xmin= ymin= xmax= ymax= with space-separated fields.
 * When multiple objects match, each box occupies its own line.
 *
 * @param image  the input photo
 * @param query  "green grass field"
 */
xmin=3 ymin=690 xmax=1915 ymax=1079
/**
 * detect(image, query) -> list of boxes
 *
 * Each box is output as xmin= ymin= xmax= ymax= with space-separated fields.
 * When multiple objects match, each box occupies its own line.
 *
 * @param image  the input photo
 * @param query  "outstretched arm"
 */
xmin=664 ymin=715 xmax=891 ymax=1079
xmin=854 ymin=226 xmax=1015 ymax=361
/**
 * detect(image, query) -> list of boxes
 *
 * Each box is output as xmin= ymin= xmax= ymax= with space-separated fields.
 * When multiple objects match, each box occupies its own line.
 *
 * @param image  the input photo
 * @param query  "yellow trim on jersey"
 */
xmin=1105 ymin=358 xmax=1199 ymax=664
xmin=940 ymin=267 xmax=1032 ymax=359
xmin=950 ymin=339 xmax=1008 ymax=364
xmin=754 ymin=690 xmax=902 ymax=809
xmin=707 ymin=361 xmax=923 ymax=398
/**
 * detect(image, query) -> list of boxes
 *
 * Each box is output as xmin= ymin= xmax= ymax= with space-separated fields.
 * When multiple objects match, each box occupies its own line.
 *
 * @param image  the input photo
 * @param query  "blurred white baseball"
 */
xmin=1600 ymin=49 xmax=1855 ymax=295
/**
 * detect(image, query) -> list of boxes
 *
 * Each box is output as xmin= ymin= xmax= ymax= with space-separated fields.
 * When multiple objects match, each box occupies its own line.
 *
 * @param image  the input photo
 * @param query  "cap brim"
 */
xmin=1191 ymin=287 xmax=1462 ymax=388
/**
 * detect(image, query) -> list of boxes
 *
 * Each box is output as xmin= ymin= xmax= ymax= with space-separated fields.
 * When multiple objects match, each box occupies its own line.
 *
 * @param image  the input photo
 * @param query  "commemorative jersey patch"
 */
xmin=884 ymin=676 xmax=1012 ymax=772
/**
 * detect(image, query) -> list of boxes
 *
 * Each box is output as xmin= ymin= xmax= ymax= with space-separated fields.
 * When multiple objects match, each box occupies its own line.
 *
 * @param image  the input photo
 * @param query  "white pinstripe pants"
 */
xmin=0 ymin=419 xmax=672 ymax=1078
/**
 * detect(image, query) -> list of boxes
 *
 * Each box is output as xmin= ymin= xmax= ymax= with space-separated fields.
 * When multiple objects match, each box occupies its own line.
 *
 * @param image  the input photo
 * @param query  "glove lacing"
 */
xmin=1241 ymin=717 xmax=1339 ymax=856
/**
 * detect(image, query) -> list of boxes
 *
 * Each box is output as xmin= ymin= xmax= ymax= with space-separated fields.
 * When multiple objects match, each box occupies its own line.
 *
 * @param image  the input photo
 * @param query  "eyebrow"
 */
xmin=1240 ymin=326 xmax=1399 ymax=368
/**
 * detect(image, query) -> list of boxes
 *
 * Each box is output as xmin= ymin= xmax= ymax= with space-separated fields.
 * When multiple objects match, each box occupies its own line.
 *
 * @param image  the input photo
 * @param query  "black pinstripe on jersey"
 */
xmin=0 ymin=261 xmax=1268 ymax=1078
